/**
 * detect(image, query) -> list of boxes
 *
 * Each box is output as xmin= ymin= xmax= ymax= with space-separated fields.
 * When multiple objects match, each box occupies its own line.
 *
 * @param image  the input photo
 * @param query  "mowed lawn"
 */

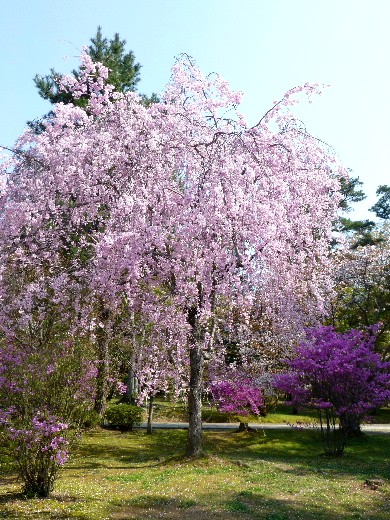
xmin=0 ymin=427 xmax=389 ymax=519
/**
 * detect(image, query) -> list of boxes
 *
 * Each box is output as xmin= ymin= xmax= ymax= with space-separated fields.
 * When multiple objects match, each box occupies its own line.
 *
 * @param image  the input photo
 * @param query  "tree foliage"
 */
xmin=29 ymin=26 xmax=156 ymax=132
xmin=336 ymin=217 xmax=378 ymax=249
xmin=329 ymin=225 xmax=390 ymax=359
xmin=333 ymin=175 xmax=379 ymax=248
xmin=370 ymin=184 xmax=390 ymax=220
xmin=337 ymin=175 xmax=366 ymax=212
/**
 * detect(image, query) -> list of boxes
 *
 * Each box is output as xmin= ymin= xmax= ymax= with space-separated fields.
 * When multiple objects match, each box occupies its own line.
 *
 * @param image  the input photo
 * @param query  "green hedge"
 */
xmin=104 ymin=404 xmax=143 ymax=431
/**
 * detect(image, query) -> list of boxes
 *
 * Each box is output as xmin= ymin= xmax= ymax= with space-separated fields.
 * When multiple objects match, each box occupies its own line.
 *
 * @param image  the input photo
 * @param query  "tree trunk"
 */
xmin=94 ymin=332 xmax=109 ymax=415
xmin=126 ymin=362 xmax=138 ymax=404
xmin=238 ymin=422 xmax=249 ymax=432
xmin=186 ymin=285 xmax=206 ymax=458
xmin=186 ymin=340 xmax=204 ymax=458
xmin=146 ymin=395 xmax=154 ymax=434
xmin=340 ymin=413 xmax=362 ymax=437
xmin=93 ymin=304 xmax=110 ymax=416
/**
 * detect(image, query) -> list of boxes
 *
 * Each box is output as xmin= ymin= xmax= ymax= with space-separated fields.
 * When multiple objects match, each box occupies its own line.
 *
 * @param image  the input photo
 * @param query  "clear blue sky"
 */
xmin=1 ymin=0 xmax=389 ymax=219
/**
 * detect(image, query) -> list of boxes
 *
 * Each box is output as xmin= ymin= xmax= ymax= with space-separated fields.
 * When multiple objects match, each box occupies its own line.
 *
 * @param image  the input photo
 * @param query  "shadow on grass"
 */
xmin=0 ymin=490 xmax=26 ymax=505
xmin=0 ymin=488 xmax=108 ymax=520
xmin=71 ymin=428 xmax=390 ymax=482
xmin=1 ymin=486 xmax=388 ymax=520
xmin=224 ymin=490 xmax=390 ymax=520
xmin=69 ymin=429 xmax=188 ymax=469
xmin=109 ymin=490 xmax=390 ymax=520
xmin=203 ymin=429 xmax=390 ymax=482
xmin=1 ymin=427 xmax=389 ymax=520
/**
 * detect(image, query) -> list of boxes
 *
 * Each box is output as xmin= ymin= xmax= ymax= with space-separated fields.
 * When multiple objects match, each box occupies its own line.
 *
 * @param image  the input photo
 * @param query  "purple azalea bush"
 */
xmin=0 ymin=341 xmax=96 ymax=496
xmin=275 ymin=325 xmax=390 ymax=455
xmin=2 ymin=413 xmax=69 ymax=497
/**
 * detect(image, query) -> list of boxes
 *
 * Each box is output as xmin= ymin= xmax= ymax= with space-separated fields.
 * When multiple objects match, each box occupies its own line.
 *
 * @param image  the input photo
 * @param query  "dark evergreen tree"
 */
xmin=333 ymin=175 xmax=378 ymax=248
xmin=337 ymin=217 xmax=378 ymax=249
xmin=338 ymin=175 xmax=366 ymax=211
xmin=370 ymin=185 xmax=390 ymax=220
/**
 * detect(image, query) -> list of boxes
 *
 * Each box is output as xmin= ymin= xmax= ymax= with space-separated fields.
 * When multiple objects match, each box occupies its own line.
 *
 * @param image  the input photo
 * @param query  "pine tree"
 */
xmin=34 ymin=26 xmax=141 ymax=103
xmin=29 ymin=27 xmax=157 ymax=131
xmin=334 ymin=175 xmax=378 ymax=248
xmin=370 ymin=185 xmax=390 ymax=220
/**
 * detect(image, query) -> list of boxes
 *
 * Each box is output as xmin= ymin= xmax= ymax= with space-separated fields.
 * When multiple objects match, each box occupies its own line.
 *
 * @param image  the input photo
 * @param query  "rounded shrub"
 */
xmin=104 ymin=404 xmax=143 ymax=431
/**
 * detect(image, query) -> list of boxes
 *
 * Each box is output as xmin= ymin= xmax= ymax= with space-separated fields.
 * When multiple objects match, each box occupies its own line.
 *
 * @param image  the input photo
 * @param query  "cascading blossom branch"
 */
xmin=0 ymin=51 xmax=345 ymax=341
xmin=59 ymin=47 xmax=115 ymax=114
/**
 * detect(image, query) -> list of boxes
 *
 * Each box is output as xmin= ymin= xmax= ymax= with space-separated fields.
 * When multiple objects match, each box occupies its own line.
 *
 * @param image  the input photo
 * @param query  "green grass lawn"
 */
xmin=152 ymin=399 xmax=390 ymax=426
xmin=151 ymin=398 xmax=320 ymax=424
xmin=1 ymin=427 xmax=389 ymax=519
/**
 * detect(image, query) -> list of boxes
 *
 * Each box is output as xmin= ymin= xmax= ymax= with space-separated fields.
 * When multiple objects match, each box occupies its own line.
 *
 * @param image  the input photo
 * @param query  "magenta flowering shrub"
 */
xmin=1 ymin=413 xmax=69 ymax=497
xmin=0 ymin=340 xmax=96 ymax=496
xmin=275 ymin=325 xmax=390 ymax=453
xmin=210 ymin=375 xmax=264 ymax=417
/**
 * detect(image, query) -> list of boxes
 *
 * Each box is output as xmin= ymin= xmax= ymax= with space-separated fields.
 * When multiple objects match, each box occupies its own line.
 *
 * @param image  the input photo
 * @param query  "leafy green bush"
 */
xmin=104 ymin=404 xmax=143 ymax=431
xmin=82 ymin=410 xmax=102 ymax=429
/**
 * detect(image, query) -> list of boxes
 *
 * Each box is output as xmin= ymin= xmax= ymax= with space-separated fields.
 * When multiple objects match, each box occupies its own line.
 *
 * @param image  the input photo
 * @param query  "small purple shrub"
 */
xmin=210 ymin=375 xmax=264 ymax=417
xmin=0 ymin=341 xmax=95 ymax=496
xmin=1 ymin=412 xmax=69 ymax=497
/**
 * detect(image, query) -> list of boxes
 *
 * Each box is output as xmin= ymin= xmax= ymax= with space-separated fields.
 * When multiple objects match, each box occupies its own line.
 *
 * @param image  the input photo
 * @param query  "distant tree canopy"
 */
xmin=338 ymin=175 xmax=366 ymax=212
xmin=337 ymin=180 xmax=390 ymax=249
xmin=337 ymin=216 xmax=379 ymax=249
